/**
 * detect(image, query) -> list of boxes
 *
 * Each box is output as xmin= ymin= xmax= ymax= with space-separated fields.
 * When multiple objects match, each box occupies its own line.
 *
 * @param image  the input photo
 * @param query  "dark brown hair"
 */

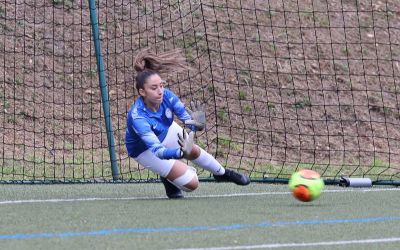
xmin=134 ymin=48 xmax=189 ymax=91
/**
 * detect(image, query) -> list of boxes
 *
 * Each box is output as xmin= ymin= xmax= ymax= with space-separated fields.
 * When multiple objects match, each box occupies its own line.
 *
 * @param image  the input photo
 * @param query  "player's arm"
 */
xmin=132 ymin=117 xmax=182 ymax=159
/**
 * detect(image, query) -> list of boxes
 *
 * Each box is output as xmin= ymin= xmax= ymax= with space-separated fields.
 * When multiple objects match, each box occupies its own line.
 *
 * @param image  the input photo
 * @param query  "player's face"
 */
xmin=139 ymin=74 xmax=165 ymax=110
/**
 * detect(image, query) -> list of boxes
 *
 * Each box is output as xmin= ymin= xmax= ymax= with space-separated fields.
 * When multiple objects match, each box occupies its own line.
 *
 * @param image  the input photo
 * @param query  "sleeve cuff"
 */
xmin=161 ymin=148 xmax=183 ymax=159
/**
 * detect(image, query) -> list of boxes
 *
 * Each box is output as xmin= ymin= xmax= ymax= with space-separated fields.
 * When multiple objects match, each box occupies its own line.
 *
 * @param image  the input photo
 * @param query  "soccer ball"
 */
xmin=288 ymin=169 xmax=324 ymax=202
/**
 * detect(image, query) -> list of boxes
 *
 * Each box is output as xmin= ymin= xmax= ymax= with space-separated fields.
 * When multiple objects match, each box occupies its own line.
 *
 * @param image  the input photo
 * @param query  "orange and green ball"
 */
xmin=288 ymin=169 xmax=325 ymax=202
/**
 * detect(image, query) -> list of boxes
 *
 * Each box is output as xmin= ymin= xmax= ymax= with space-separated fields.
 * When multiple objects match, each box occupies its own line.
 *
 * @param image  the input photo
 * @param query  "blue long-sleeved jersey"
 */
xmin=125 ymin=88 xmax=193 ymax=159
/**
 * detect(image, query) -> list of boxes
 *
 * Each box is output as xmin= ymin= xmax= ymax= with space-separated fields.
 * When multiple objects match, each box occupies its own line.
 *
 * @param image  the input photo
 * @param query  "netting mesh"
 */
xmin=1 ymin=0 xmax=399 ymax=183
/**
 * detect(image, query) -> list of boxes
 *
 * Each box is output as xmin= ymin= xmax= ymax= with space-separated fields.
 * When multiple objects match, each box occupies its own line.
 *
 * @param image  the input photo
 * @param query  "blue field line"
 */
xmin=0 ymin=216 xmax=399 ymax=240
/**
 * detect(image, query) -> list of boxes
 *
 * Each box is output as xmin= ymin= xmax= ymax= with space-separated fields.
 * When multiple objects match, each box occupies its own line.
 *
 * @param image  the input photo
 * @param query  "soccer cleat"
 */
xmin=213 ymin=169 xmax=250 ymax=186
xmin=160 ymin=177 xmax=184 ymax=199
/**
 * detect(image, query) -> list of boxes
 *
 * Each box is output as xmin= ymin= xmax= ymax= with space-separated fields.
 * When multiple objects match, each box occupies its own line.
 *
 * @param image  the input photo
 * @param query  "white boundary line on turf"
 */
xmin=173 ymin=237 xmax=400 ymax=250
xmin=0 ymin=187 xmax=398 ymax=205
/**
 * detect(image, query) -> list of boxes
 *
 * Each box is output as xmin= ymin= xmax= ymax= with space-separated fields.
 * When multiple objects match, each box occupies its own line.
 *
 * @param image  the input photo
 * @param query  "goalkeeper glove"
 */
xmin=178 ymin=129 xmax=194 ymax=158
xmin=185 ymin=100 xmax=206 ymax=131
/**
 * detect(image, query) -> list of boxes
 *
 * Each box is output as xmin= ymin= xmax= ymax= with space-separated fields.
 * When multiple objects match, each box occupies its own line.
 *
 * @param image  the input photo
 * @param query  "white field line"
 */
xmin=0 ymin=188 xmax=398 ymax=205
xmin=173 ymin=237 xmax=400 ymax=250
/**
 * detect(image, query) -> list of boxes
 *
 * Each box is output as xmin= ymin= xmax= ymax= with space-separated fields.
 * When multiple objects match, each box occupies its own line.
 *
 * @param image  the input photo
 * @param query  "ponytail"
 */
xmin=134 ymin=48 xmax=189 ymax=91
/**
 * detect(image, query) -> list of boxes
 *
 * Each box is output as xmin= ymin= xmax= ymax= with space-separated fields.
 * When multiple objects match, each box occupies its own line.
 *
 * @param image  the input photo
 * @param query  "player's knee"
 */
xmin=172 ymin=166 xmax=198 ymax=192
xmin=185 ymin=145 xmax=201 ymax=161
xmin=184 ymin=177 xmax=199 ymax=192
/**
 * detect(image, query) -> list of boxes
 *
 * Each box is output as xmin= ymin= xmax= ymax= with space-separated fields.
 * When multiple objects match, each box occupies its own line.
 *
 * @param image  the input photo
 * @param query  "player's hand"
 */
xmin=185 ymin=100 xmax=206 ymax=131
xmin=178 ymin=129 xmax=194 ymax=158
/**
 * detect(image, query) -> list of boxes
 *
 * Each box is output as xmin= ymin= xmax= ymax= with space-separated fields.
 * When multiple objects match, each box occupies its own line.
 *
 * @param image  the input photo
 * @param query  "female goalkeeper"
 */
xmin=125 ymin=49 xmax=250 ymax=199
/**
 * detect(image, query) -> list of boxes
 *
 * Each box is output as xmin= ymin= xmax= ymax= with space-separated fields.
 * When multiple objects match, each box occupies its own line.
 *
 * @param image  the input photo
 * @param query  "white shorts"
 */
xmin=134 ymin=121 xmax=183 ymax=177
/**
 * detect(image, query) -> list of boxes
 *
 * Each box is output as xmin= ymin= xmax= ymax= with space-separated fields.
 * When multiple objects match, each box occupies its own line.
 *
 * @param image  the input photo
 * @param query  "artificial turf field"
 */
xmin=0 ymin=183 xmax=399 ymax=249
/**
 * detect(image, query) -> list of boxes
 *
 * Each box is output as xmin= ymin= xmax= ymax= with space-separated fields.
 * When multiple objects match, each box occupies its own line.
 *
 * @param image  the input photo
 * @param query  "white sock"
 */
xmin=191 ymin=148 xmax=225 ymax=175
